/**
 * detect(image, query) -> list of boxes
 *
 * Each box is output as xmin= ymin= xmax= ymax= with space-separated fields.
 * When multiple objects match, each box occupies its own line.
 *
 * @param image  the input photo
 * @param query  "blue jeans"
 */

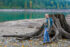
xmin=43 ymin=27 xmax=50 ymax=43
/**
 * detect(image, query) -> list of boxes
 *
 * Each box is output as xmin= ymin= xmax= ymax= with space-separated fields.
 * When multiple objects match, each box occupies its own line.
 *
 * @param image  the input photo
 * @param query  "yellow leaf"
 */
xmin=4 ymin=45 xmax=7 ymax=47
xmin=0 ymin=46 xmax=2 ymax=47
xmin=22 ymin=45 xmax=24 ymax=47
xmin=29 ymin=40 xmax=32 ymax=42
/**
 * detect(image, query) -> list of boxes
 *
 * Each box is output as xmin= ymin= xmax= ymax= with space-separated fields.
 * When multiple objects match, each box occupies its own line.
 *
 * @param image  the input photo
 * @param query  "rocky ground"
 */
xmin=0 ymin=16 xmax=69 ymax=47
xmin=0 ymin=37 xmax=70 ymax=47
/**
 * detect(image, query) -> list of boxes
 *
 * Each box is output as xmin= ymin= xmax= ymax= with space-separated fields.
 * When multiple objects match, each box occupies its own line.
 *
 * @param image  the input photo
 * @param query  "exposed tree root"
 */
xmin=3 ymin=14 xmax=70 ymax=41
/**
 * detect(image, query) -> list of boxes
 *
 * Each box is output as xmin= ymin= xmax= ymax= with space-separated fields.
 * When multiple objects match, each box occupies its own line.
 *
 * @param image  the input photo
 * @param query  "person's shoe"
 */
xmin=43 ymin=42 xmax=52 ymax=45
xmin=46 ymin=42 xmax=52 ymax=44
xmin=43 ymin=42 xmax=49 ymax=45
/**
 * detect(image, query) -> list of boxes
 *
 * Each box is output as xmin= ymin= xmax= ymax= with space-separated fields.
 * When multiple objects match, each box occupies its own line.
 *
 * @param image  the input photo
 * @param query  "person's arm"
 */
xmin=51 ymin=18 xmax=54 ymax=25
xmin=44 ymin=19 xmax=48 ymax=27
xmin=44 ymin=23 xmax=47 ymax=25
xmin=48 ymin=18 xmax=53 ymax=32
xmin=43 ymin=23 xmax=47 ymax=28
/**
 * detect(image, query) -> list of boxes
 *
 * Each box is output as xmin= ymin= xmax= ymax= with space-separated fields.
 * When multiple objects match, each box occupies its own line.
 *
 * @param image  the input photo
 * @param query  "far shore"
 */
xmin=0 ymin=9 xmax=69 ymax=12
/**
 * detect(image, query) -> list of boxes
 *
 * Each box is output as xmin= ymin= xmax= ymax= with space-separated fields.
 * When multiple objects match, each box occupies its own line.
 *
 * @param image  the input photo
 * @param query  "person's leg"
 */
xmin=46 ymin=31 xmax=50 ymax=42
xmin=43 ymin=27 xmax=48 ymax=43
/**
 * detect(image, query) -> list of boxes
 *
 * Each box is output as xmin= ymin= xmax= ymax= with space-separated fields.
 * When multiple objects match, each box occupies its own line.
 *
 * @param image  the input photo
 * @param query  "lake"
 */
xmin=0 ymin=11 xmax=69 ymax=22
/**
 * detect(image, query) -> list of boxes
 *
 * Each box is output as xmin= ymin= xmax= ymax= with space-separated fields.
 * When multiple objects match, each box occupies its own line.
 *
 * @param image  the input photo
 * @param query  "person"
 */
xmin=43 ymin=14 xmax=53 ymax=44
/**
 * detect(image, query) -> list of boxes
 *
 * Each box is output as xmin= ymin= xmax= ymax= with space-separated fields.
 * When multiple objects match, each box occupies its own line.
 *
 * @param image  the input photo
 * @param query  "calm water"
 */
xmin=0 ymin=11 xmax=69 ymax=22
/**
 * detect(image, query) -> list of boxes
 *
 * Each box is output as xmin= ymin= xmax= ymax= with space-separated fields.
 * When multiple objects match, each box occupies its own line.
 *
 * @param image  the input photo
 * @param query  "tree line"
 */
xmin=0 ymin=0 xmax=69 ymax=9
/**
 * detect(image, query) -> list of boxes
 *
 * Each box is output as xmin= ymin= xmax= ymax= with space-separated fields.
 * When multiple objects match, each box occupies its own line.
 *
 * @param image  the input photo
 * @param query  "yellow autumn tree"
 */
xmin=30 ymin=0 xmax=32 ymax=8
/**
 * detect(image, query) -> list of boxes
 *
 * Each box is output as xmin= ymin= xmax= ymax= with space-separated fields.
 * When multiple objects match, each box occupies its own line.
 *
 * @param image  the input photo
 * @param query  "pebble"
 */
xmin=0 ymin=37 xmax=69 ymax=47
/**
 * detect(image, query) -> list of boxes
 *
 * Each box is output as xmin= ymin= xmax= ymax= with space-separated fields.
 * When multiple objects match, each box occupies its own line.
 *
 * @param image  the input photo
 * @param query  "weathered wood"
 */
xmin=54 ymin=14 xmax=70 ymax=33
xmin=54 ymin=16 xmax=70 ymax=39
xmin=51 ymin=23 xmax=59 ymax=41
xmin=3 ymin=24 xmax=44 ymax=39
xmin=2 ymin=14 xmax=70 ymax=41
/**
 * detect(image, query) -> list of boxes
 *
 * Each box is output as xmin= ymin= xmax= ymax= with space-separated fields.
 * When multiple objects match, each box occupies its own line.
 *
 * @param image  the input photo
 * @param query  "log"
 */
xmin=54 ymin=14 xmax=70 ymax=33
xmin=50 ymin=23 xmax=59 ymax=41
xmin=2 ymin=14 xmax=70 ymax=41
xmin=53 ymin=16 xmax=70 ymax=39
xmin=3 ymin=24 xmax=44 ymax=40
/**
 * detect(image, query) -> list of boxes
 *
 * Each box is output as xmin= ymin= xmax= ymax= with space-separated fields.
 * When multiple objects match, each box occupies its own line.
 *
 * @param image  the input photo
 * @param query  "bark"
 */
xmin=3 ymin=24 xmax=44 ymax=39
xmin=53 ymin=16 xmax=70 ymax=39
xmin=3 ymin=14 xmax=70 ymax=41
xmin=54 ymin=14 xmax=70 ymax=33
